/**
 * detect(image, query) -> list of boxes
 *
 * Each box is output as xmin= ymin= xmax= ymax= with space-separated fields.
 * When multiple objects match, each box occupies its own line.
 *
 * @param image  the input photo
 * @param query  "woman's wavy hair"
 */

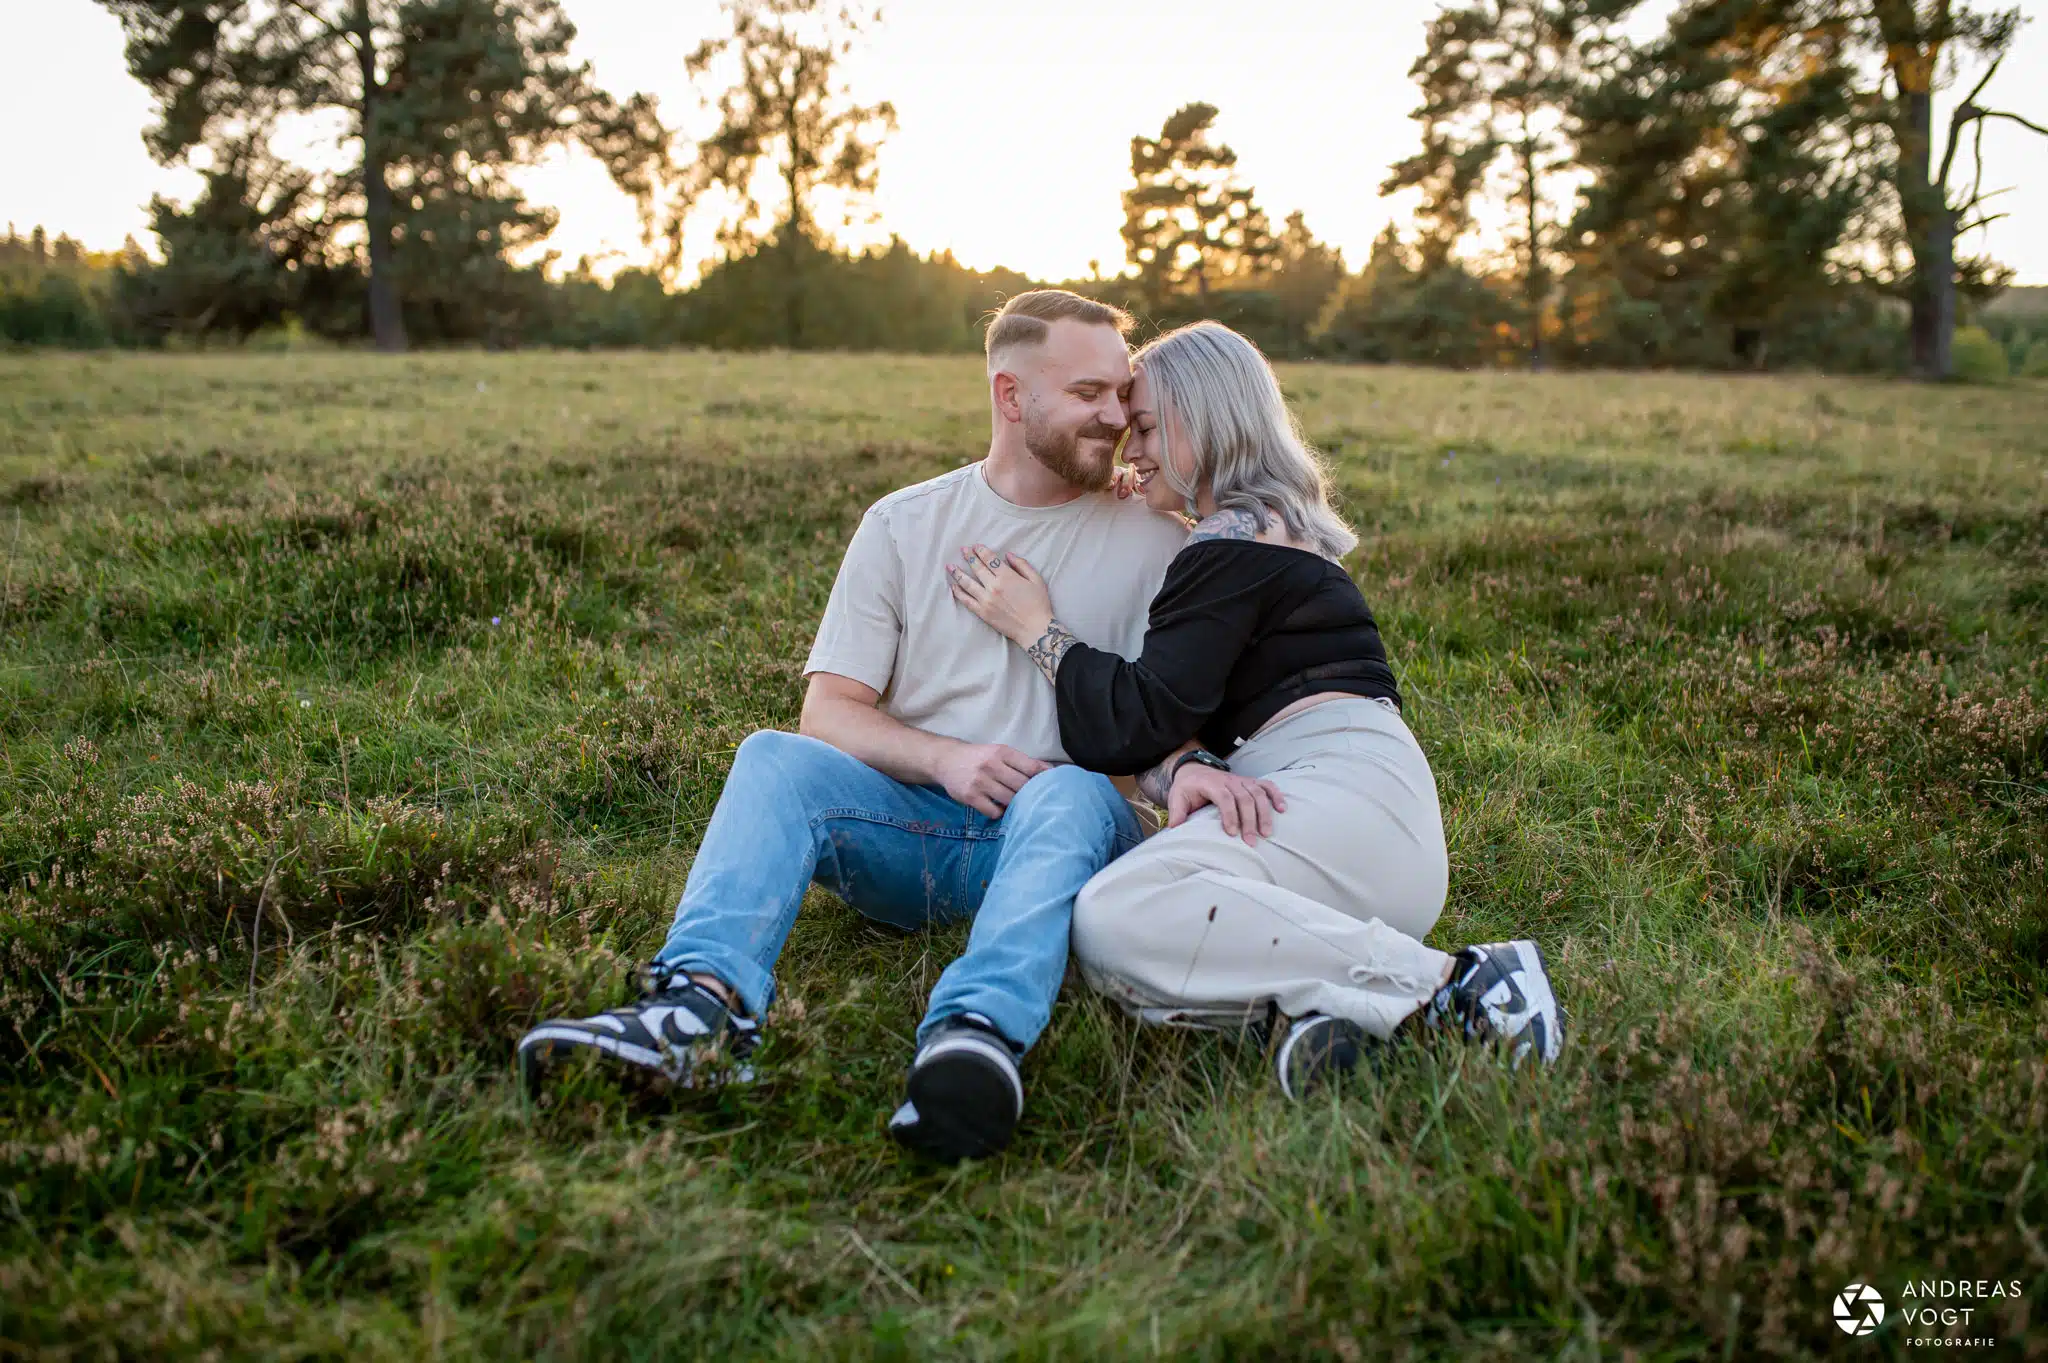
xmin=1134 ymin=321 xmax=1358 ymax=562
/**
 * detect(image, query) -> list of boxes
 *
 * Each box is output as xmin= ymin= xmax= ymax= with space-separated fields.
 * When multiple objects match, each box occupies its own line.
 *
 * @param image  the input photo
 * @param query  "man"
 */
xmin=518 ymin=290 xmax=1190 ymax=1162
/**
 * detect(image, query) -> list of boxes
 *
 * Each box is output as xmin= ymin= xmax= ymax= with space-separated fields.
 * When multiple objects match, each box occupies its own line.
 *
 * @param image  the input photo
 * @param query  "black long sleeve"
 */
xmin=1052 ymin=545 xmax=1284 ymax=773
xmin=1052 ymin=540 xmax=1401 ymax=774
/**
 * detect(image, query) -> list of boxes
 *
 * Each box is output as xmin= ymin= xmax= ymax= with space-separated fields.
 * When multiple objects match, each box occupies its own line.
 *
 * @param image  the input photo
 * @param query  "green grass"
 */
xmin=1 ymin=351 xmax=2045 ymax=1360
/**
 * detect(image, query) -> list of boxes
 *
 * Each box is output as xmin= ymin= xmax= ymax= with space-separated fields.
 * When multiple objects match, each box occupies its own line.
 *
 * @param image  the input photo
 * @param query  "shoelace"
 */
xmin=1346 ymin=962 xmax=1431 ymax=995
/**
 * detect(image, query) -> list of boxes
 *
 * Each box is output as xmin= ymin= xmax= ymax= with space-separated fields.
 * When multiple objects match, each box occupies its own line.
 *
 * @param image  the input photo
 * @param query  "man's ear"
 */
xmin=991 ymin=370 xmax=1024 ymax=425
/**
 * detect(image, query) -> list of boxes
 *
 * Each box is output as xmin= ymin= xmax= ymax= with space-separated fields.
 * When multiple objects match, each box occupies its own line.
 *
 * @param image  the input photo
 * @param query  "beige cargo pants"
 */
xmin=1072 ymin=697 xmax=1452 ymax=1039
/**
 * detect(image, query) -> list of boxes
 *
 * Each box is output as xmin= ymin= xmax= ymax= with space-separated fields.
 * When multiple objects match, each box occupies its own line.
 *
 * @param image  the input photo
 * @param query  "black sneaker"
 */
xmin=517 ymin=967 xmax=761 ymax=1096
xmin=1275 ymin=1013 xmax=1370 ymax=1100
xmin=1429 ymin=939 xmax=1564 ymax=1068
xmin=887 ymin=1013 xmax=1023 ymax=1163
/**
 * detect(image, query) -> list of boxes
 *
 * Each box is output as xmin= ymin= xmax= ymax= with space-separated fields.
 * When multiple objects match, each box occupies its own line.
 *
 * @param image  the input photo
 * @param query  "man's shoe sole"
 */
xmin=894 ymin=1039 xmax=1022 ymax=1163
xmin=517 ymin=1029 xmax=670 ymax=1097
xmin=1275 ymin=1015 xmax=1365 ymax=1101
xmin=517 ymin=1029 xmax=756 ymax=1097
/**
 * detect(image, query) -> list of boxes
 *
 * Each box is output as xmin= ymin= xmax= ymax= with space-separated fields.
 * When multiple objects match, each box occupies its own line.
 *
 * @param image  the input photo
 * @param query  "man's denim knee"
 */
xmin=1003 ymin=764 xmax=1126 ymax=845
xmin=730 ymin=728 xmax=844 ymax=793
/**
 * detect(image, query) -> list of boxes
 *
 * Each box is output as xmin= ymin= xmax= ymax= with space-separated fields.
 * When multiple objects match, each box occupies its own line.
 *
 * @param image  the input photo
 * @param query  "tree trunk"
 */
xmin=1916 ymin=209 xmax=1957 ymax=380
xmin=1894 ymin=63 xmax=1953 ymax=379
xmin=782 ymin=133 xmax=804 ymax=349
xmin=1521 ymin=131 xmax=1546 ymax=370
xmin=782 ymin=225 xmax=804 ymax=350
xmin=357 ymin=5 xmax=407 ymax=353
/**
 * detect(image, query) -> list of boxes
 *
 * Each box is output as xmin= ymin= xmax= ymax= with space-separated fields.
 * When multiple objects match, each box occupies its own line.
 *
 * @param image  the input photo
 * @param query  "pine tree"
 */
xmin=1562 ymin=0 xmax=2043 ymax=377
xmin=1121 ymin=103 xmax=1276 ymax=308
xmin=1563 ymin=0 xmax=1872 ymax=368
xmin=1854 ymin=0 xmax=2041 ymax=378
xmin=1383 ymin=0 xmax=1590 ymax=366
xmin=651 ymin=0 xmax=897 ymax=348
xmin=1268 ymin=211 xmax=1346 ymax=352
xmin=99 ymin=0 xmax=657 ymax=350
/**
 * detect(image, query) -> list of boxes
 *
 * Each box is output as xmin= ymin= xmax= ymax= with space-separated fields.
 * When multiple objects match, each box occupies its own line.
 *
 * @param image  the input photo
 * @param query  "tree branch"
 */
xmin=277 ymin=0 xmax=359 ymax=51
xmin=1966 ymin=109 xmax=1985 ymax=217
xmin=1955 ymin=182 xmax=2014 ymax=216
xmin=1956 ymin=211 xmax=2008 ymax=235
xmin=1976 ymin=108 xmax=2048 ymax=138
xmin=1937 ymin=50 xmax=2004 ymax=190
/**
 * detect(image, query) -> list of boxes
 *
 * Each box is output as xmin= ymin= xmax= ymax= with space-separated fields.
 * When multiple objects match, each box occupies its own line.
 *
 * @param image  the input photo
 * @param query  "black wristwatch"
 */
xmin=1168 ymin=748 xmax=1231 ymax=785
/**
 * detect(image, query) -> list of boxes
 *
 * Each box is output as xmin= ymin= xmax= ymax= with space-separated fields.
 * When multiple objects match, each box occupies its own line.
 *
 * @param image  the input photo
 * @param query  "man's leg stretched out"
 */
xmin=885 ymin=758 xmax=1139 ymax=1161
xmin=517 ymin=728 xmax=1139 ymax=1159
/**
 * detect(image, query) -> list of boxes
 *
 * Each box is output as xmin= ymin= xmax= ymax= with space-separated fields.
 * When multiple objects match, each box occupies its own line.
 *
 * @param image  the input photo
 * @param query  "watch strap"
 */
xmin=1168 ymin=748 xmax=1230 ymax=784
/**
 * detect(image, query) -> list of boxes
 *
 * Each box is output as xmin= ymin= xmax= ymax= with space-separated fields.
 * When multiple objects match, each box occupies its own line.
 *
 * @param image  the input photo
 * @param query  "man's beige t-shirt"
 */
xmin=805 ymin=463 xmax=1189 ymax=764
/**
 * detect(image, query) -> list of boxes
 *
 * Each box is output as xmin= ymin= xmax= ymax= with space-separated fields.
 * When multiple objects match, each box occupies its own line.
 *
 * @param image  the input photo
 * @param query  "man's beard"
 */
xmin=1024 ymin=410 xmax=1119 ymax=491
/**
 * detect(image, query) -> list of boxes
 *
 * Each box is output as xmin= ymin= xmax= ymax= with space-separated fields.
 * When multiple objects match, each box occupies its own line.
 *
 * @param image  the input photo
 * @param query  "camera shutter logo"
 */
xmin=1833 ymin=1283 xmax=1885 ymax=1336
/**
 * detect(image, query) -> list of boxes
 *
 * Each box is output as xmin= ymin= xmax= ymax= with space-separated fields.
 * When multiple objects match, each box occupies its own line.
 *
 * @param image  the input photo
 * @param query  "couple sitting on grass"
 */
xmin=518 ymin=290 xmax=1563 ymax=1163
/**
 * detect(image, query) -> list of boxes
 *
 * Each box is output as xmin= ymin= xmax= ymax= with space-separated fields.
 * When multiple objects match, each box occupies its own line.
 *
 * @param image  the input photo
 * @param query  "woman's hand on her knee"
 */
xmin=1167 ymin=766 xmax=1287 ymax=846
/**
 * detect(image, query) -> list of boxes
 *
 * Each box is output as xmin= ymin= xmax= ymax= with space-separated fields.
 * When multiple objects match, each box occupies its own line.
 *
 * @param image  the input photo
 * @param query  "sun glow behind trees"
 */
xmin=7 ymin=0 xmax=2047 ymax=373
xmin=12 ymin=1 xmax=2048 ymax=287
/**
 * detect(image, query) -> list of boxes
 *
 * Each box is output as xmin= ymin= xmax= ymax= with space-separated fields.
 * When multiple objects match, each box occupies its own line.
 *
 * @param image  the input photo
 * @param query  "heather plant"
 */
xmin=0 ymin=351 xmax=2042 ymax=1359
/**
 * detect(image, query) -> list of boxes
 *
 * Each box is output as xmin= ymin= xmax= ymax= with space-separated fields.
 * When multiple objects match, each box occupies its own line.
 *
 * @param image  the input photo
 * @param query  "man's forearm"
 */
xmin=799 ymin=690 xmax=960 ymax=786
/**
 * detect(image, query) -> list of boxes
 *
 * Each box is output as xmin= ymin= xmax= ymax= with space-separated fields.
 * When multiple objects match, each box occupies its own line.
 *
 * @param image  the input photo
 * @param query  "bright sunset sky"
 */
xmin=6 ymin=0 xmax=2046 ymax=284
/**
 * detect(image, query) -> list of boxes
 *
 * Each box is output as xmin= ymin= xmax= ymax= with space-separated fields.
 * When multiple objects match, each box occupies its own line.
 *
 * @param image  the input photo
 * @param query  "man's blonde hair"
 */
xmin=984 ymin=289 xmax=1133 ymax=370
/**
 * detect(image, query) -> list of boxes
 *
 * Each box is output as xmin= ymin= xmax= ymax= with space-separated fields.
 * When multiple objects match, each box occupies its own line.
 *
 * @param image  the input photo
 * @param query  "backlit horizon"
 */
xmin=7 ymin=0 xmax=2046 ymax=286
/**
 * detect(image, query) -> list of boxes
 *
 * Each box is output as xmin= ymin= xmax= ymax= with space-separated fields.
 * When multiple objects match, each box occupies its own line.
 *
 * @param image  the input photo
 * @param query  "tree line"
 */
xmin=4 ymin=0 xmax=2043 ymax=378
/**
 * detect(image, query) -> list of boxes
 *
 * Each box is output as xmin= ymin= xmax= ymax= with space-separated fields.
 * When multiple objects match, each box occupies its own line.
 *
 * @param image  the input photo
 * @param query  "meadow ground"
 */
xmin=0 ymin=350 xmax=2044 ymax=1361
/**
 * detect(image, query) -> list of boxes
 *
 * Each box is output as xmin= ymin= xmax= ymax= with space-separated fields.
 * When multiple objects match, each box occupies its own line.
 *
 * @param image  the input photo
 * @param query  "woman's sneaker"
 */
xmin=517 ymin=967 xmax=761 ymax=1096
xmin=887 ymin=1014 xmax=1023 ymax=1163
xmin=1275 ymin=1013 xmax=1370 ymax=1100
xmin=1428 ymin=940 xmax=1564 ymax=1067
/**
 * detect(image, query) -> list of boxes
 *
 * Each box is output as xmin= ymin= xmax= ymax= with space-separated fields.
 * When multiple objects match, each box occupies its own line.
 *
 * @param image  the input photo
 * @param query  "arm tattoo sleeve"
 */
xmin=1136 ymin=750 xmax=1184 ymax=807
xmin=1023 ymin=618 xmax=1080 ymax=685
xmin=1187 ymin=506 xmax=1264 ymax=544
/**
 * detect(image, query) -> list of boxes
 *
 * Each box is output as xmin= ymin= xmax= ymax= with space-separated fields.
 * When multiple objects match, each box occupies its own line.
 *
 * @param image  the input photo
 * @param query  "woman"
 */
xmin=947 ymin=321 xmax=1562 ymax=1098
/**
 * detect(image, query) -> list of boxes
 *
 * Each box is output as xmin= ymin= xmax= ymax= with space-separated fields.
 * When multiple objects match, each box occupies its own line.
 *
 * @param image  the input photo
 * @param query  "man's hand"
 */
xmin=933 ymin=741 xmax=1052 ymax=818
xmin=1167 ymin=764 xmax=1287 ymax=846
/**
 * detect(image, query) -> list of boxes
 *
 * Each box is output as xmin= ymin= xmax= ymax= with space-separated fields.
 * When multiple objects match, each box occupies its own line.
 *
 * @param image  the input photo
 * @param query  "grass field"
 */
xmin=1 ymin=350 xmax=2044 ymax=1361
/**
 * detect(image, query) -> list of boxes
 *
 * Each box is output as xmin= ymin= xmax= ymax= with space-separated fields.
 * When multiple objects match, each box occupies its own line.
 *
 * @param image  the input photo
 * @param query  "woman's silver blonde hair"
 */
xmin=1135 ymin=321 xmax=1358 ymax=562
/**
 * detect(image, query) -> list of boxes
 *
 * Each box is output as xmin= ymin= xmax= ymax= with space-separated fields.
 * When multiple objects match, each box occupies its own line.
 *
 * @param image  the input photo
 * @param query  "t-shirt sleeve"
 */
xmin=1052 ymin=546 xmax=1282 ymax=774
xmin=804 ymin=508 xmax=901 ymax=694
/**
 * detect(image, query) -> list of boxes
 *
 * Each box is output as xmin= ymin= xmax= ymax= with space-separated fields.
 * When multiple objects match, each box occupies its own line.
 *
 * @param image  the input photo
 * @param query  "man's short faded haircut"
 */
xmin=984 ymin=289 xmax=1134 ymax=369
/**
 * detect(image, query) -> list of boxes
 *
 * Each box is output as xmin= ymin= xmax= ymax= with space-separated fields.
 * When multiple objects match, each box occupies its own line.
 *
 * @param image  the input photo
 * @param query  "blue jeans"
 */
xmin=655 ymin=730 xmax=1143 ymax=1051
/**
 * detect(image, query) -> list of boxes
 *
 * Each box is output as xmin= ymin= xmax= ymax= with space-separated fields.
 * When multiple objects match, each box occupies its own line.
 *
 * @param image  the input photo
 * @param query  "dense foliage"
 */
xmin=14 ymin=0 xmax=2046 ymax=372
xmin=95 ymin=0 xmax=663 ymax=352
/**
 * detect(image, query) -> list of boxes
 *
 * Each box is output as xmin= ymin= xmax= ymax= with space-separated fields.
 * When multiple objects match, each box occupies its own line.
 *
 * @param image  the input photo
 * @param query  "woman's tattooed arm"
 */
xmin=1187 ymin=506 xmax=1264 ymax=543
xmin=1024 ymin=618 xmax=1080 ymax=685
xmin=1137 ymin=742 xmax=1199 ymax=806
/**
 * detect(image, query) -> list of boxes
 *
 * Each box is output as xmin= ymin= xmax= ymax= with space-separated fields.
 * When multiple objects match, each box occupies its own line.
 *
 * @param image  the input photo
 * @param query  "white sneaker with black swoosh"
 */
xmin=1429 ymin=940 xmax=1564 ymax=1067
xmin=517 ymin=968 xmax=760 ymax=1094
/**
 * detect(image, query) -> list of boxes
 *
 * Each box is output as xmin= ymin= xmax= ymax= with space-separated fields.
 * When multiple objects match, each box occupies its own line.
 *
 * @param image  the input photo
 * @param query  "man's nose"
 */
xmin=1099 ymin=390 xmax=1128 ymax=429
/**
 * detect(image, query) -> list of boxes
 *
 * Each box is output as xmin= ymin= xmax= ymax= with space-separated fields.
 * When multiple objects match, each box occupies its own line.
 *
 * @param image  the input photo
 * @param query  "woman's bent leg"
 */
xmin=1073 ymin=832 xmax=1450 ymax=1039
xmin=1072 ymin=707 xmax=1452 ymax=1040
